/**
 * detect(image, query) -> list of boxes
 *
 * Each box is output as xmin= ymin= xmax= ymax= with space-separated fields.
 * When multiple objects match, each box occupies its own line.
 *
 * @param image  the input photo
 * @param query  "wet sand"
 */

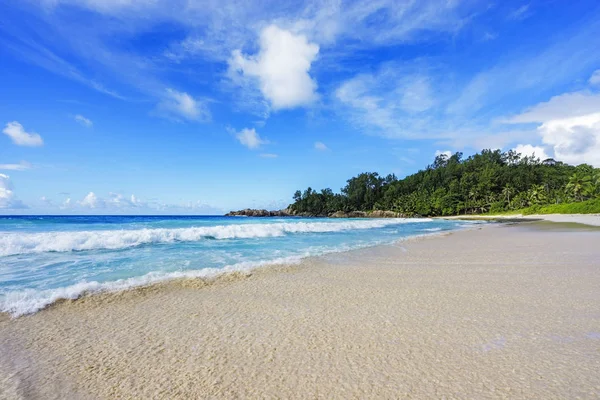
xmin=1 ymin=223 xmax=600 ymax=399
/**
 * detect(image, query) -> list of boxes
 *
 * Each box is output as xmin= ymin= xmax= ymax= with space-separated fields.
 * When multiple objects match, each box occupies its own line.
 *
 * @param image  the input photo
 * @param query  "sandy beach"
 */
xmin=441 ymin=213 xmax=600 ymax=226
xmin=1 ymin=222 xmax=600 ymax=399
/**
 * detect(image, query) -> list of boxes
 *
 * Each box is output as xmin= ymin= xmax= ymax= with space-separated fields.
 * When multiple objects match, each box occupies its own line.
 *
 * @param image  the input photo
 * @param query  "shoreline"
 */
xmin=2 ymin=222 xmax=600 ymax=398
xmin=0 ymin=224 xmax=460 ymax=318
xmin=437 ymin=213 xmax=600 ymax=227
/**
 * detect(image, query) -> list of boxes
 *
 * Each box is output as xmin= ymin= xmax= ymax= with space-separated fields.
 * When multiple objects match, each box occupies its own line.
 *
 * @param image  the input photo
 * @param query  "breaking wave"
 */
xmin=0 ymin=219 xmax=431 ymax=257
xmin=0 ymin=256 xmax=304 ymax=316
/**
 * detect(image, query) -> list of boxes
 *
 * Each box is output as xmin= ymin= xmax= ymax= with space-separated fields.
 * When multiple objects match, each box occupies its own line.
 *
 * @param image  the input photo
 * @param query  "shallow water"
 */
xmin=0 ymin=215 xmax=476 ymax=315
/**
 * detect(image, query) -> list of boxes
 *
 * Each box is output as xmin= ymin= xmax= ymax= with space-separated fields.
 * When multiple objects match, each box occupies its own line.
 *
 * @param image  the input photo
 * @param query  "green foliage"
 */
xmin=289 ymin=149 xmax=600 ymax=217
xmin=520 ymin=198 xmax=600 ymax=215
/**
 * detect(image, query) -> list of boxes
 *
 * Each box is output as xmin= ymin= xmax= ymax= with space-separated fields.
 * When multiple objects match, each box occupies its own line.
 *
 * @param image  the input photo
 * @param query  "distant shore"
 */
xmin=2 ymin=222 xmax=600 ymax=398
xmin=438 ymin=213 xmax=600 ymax=227
xmin=225 ymin=208 xmax=600 ymax=228
xmin=225 ymin=208 xmax=409 ymax=218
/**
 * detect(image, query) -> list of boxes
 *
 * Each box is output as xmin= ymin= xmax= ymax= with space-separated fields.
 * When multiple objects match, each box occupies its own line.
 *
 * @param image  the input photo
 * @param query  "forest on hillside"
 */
xmin=289 ymin=150 xmax=600 ymax=217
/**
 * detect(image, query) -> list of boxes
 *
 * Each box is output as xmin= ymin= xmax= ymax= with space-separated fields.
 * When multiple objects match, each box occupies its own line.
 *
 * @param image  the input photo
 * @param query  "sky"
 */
xmin=1 ymin=0 xmax=600 ymax=215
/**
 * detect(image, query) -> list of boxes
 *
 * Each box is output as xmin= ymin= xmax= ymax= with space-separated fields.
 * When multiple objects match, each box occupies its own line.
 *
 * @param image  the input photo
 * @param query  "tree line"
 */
xmin=289 ymin=149 xmax=600 ymax=216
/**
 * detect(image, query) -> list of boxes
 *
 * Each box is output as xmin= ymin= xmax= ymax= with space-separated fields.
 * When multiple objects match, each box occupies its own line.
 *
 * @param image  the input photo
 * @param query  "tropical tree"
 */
xmin=527 ymin=184 xmax=547 ymax=205
xmin=289 ymin=149 xmax=596 ymax=217
xmin=566 ymin=172 xmax=592 ymax=201
xmin=502 ymin=185 xmax=514 ymax=207
xmin=593 ymin=170 xmax=600 ymax=197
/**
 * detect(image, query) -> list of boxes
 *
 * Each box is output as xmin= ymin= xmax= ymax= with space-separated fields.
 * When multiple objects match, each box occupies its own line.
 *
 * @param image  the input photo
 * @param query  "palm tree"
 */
xmin=502 ymin=185 xmax=514 ymax=207
xmin=565 ymin=172 xmax=592 ymax=201
xmin=527 ymin=184 xmax=547 ymax=205
xmin=593 ymin=170 xmax=600 ymax=197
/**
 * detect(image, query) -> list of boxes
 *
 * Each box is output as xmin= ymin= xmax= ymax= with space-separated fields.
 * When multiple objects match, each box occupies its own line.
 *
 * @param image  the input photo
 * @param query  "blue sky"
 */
xmin=1 ymin=0 xmax=600 ymax=214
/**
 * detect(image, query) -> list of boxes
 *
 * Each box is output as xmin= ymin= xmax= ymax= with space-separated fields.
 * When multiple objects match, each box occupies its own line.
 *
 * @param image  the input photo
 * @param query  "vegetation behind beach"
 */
xmin=290 ymin=150 xmax=600 ymax=217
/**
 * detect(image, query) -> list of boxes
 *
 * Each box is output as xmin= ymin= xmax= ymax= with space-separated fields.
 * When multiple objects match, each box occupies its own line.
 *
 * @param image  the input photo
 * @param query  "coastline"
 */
xmin=225 ymin=208 xmax=600 ymax=228
xmin=0 ymin=218 xmax=450 ymax=317
xmin=437 ymin=213 xmax=600 ymax=227
xmin=2 ymin=222 xmax=600 ymax=398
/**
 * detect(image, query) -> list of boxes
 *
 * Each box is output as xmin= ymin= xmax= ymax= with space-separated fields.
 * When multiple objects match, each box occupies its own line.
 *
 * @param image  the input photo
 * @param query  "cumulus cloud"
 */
xmin=230 ymin=25 xmax=319 ymax=110
xmin=314 ymin=141 xmax=328 ymax=151
xmin=0 ymin=174 xmax=27 ymax=209
xmin=157 ymin=88 xmax=210 ymax=121
xmin=107 ymin=192 xmax=145 ymax=208
xmin=77 ymin=191 xmax=146 ymax=209
xmin=513 ymin=144 xmax=550 ymax=161
xmin=0 ymin=161 xmax=32 ymax=171
xmin=79 ymin=192 xmax=105 ymax=208
xmin=435 ymin=150 xmax=452 ymax=158
xmin=538 ymin=113 xmax=600 ymax=166
xmin=74 ymin=114 xmax=93 ymax=127
xmin=504 ymin=92 xmax=600 ymax=124
xmin=2 ymin=122 xmax=43 ymax=146
xmin=236 ymin=128 xmax=267 ymax=150
xmin=504 ymin=91 xmax=600 ymax=166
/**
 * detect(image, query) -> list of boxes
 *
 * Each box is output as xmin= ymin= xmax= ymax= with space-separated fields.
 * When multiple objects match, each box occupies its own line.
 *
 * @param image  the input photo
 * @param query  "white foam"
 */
xmin=0 ymin=221 xmax=452 ymax=317
xmin=0 ymin=256 xmax=305 ymax=316
xmin=0 ymin=219 xmax=431 ymax=256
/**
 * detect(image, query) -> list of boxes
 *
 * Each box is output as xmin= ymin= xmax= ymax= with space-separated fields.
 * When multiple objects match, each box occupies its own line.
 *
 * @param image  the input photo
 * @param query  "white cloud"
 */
xmin=107 ymin=192 xmax=145 ymax=208
xmin=508 ymin=4 xmax=531 ymax=21
xmin=74 ymin=114 xmax=93 ymax=127
xmin=481 ymin=32 xmax=498 ymax=42
xmin=60 ymin=197 xmax=73 ymax=210
xmin=447 ymin=20 xmax=600 ymax=117
xmin=503 ymin=91 xmax=600 ymax=166
xmin=235 ymin=128 xmax=267 ymax=150
xmin=335 ymin=65 xmax=435 ymax=138
xmin=79 ymin=191 xmax=104 ymax=208
xmin=435 ymin=150 xmax=452 ymax=158
xmin=42 ymin=0 xmax=476 ymax=48
xmin=538 ymin=113 xmax=600 ymax=166
xmin=0 ymin=174 xmax=27 ymax=209
xmin=504 ymin=91 xmax=600 ymax=124
xmin=259 ymin=153 xmax=278 ymax=158
xmin=40 ymin=196 xmax=55 ymax=206
xmin=590 ymin=69 xmax=600 ymax=86
xmin=230 ymin=25 xmax=319 ymax=110
xmin=2 ymin=122 xmax=44 ymax=146
xmin=44 ymin=0 xmax=154 ymax=14
xmin=157 ymin=88 xmax=210 ymax=121
xmin=314 ymin=141 xmax=328 ymax=151
xmin=399 ymin=78 xmax=434 ymax=113
xmin=513 ymin=144 xmax=550 ymax=161
xmin=0 ymin=161 xmax=32 ymax=171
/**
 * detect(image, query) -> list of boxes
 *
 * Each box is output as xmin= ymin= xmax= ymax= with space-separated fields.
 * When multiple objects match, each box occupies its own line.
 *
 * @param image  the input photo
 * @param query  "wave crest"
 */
xmin=0 ymin=219 xmax=430 ymax=256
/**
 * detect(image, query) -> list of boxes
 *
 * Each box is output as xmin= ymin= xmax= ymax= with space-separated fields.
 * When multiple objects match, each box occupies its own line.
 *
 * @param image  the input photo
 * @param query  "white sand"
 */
xmin=527 ymin=213 xmax=600 ymax=226
xmin=1 ymin=223 xmax=600 ymax=399
xmin=442 ymin=213 xmax=600 ymax=226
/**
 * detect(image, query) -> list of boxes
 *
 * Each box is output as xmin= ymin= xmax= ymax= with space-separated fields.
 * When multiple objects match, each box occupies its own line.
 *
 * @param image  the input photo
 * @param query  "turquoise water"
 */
xmin=0 ymin=215 xmax=476 ymax=315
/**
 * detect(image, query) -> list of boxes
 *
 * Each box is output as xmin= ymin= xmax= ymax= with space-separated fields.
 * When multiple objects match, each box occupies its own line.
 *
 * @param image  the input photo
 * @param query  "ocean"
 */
xmin=0 ymin=215 xmax=478 ymax=316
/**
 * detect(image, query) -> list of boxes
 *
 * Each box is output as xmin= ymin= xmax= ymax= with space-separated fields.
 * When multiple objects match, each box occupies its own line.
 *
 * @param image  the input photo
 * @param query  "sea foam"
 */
xmin=0 ymin=256 xmax=305 ymax=316
xmin=0 ymin=219 xmax=430 ymax=256
xmin=0 ymin=228 xmax=449 ymax=317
